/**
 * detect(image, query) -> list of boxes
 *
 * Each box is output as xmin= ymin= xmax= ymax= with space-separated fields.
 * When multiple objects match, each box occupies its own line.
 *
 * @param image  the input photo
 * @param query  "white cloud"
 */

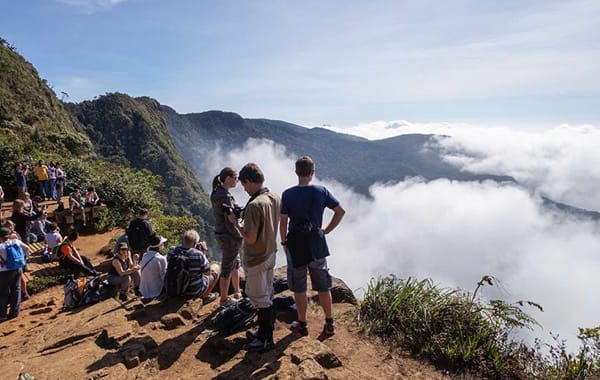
xmin=57 ymin=0 xmax=130 ymax=13
xmin=327 ymin=122 xmax=600 ymax=212
xmin=199 ymin=138 xmax=600 ymax=352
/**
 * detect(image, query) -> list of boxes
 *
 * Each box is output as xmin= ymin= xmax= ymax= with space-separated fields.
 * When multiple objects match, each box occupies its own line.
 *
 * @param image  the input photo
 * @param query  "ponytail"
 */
xmin=212 ymin=175 xmax=222 ymax=192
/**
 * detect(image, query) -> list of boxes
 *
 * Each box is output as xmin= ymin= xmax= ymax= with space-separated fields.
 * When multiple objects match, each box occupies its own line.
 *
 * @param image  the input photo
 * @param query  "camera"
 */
xmin=297 ymin=221 xmax=313 ymax=235
xmin=222 ymin=203 xmax=243 ymax=218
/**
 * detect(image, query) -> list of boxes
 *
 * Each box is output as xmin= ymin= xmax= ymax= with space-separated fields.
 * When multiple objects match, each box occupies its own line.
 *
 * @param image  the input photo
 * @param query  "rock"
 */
xmin=95 ymin=329 xmax=119 ymax=349
xmin=288 ymin=339 xmax=342 ymax=369
xmin=121 ymin=344 xmax=144 ymax=369
xmin=298 ymin=358 xmax=327 ymax=380
xmin=29 ymin=307 xmax=53 ymax=315
xmin=160 ymin=313 xmax=186 ymax=330
xmin=276 ymin=265 xmax=356 ymax=305
xmin=179 ymin=304 xmax=199 ymax=320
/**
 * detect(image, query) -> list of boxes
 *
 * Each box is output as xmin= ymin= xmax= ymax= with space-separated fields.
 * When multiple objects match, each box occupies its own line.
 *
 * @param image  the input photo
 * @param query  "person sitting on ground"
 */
xmin=45 ymin=223 xmax=62 ymax=252
xmin=0 ymin=227 xmax=30 ymax=321
xmin=139 ymin=233 xmax=168 ymax=301
xmin=68 ymin=186 xmax=87 ymax=226
xmin=84 ymin=187 xmax=100 ymax=206
xmin=112 ymin=233 xmax=128 ymax=256
xmin=31 ymin=210 xmax=51 ymax=242
xmin=58 ymin=231 xmax=99 ymax=277
xmin=107 ymin=242 xmax=140 ymax=302
xmin=21 ymin=192 xmax=36 ymax=216
xmin=171 ymin=229 xmax=220 ymax=303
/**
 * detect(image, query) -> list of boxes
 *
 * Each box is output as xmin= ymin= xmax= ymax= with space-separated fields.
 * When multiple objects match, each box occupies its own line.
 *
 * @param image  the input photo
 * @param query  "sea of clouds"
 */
xmin=196 ymin=122 xmax=600 ymax=351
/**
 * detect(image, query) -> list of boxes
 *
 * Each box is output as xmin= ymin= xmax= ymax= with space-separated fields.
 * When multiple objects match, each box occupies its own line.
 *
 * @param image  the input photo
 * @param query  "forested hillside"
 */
xmin=0 ymin=38 xmax=211 ymax=236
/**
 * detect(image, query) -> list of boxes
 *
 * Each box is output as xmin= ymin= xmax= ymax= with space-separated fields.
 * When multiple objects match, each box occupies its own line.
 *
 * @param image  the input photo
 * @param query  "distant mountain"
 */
xmin=66 ymin=94 xmax=213 ymax=229
xmin=162 ymin=108 xmax=514 ymax=195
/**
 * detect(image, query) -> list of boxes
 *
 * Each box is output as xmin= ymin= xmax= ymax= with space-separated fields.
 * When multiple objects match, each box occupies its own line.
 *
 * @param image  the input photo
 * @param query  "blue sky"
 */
xmin=2 ymin=0 xmax=599 ymax=127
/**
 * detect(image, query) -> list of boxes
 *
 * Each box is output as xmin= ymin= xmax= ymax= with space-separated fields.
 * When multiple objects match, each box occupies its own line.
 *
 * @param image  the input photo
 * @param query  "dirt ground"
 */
xmin=0 ymin=230 xmax=449 ymax=379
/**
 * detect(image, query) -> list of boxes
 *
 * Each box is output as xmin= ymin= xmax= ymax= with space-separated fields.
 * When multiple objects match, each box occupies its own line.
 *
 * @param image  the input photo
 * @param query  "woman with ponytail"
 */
xmin=210 ymin=167 xmax=243 ymax=307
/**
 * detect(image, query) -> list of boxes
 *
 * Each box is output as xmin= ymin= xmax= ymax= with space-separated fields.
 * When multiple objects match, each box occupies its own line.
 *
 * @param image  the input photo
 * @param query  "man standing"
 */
xmin=229 ymin=163 xmax=280 ymax=352
xmin=280 ymin=156 xmax=345 ymax=337
xmin=15 ymin=163 xmax=29 ymax=197
xmin=126 ymin=208 xmax=154 ymax=260
xmin=33 ymin=160 xmax=49 ymax=200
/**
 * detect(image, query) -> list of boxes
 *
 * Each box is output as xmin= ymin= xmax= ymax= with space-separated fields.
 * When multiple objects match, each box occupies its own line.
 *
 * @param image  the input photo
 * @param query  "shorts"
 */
xmin=286 ymin=252 xmax=332 ymax=293
xmin=216 ymin=234 xmax=241 ymax=277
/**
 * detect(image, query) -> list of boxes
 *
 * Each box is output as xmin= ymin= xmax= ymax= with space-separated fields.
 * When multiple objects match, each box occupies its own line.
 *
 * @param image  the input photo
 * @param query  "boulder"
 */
xmin=160 ymin=313 xmax=186 ymax=330
xmin=287 ymin=339 xmax=342 ymax=369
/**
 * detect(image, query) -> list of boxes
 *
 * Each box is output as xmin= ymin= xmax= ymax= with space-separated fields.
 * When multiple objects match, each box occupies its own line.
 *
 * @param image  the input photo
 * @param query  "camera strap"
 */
xmin=243 ymin=187 xmax=270 ymax=209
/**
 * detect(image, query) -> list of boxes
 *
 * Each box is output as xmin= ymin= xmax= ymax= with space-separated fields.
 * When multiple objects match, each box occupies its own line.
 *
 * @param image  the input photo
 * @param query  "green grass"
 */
xmin=356 ymin=275 xmax=600 ymax=379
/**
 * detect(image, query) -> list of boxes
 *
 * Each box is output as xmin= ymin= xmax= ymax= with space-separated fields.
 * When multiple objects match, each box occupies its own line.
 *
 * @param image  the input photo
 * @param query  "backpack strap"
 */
xmin=140 ymin=254 xmax=157 ymax=273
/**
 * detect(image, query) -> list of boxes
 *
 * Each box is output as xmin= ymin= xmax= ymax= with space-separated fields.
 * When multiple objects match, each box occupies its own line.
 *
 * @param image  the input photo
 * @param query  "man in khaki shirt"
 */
xmin=229 ymin=163 xmax=280 ymax=352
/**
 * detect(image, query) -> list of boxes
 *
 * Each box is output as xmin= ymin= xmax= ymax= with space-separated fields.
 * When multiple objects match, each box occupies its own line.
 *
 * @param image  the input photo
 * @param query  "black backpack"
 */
xmin=165 ymin=249 xmax=190 ymax=297
xmin=126 ymin=218 xmax=148 ymax=251
xmin=214 ymin=298 xmax=257 ymax=336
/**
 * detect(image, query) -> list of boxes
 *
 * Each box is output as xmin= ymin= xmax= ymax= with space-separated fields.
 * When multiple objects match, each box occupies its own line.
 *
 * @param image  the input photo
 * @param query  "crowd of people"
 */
xmin=0 ymin=156 xmax=346 ymax=355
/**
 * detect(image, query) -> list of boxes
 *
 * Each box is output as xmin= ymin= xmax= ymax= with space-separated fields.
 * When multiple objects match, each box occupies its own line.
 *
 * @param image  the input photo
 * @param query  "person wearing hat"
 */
xmin=0 ymin=227 xmax=30 ymax=321
xmin=108 ymin=242 xmax=141 ymax=302
xmin=139 ymin=233 xmax=168 ymax=300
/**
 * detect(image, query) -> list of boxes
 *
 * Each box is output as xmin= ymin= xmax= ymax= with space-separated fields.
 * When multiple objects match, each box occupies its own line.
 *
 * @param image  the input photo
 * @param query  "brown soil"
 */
xmin=0 ymin=230 xmax=449 ymax=379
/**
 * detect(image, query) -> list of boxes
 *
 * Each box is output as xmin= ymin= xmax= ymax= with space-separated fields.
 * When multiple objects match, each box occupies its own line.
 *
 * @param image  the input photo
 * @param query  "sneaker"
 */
xmin=289 ymin=321 xmax=308 ymax=336
xmin=202 ymin=292 xmax=218 ymax=305
xmin=134 ymin=288 xmax=143 ymax=297
xmin=243 ymin=337 xmax=274 ymax=352
xmin=219 ymin=296 xmax=237 ymax=308
xmin=22 ymin=294 xmax=30 ymax=301
xmin=322 ymin=322 xmax=335 ymax=336
xmin=232 ymin=291 xmax=243 ymax=300
xmin=119 ymin=292 xmax=128 ymax=302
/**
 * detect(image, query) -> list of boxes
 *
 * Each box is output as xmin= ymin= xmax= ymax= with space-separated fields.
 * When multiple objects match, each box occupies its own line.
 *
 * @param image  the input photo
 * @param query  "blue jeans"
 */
xmin=0 ymin=269 xmax=22 ymax=319
xmin=48 ymin=179 xmax=57 ymax=200
xmin=38 ymin=180 xmax=48 ymax=199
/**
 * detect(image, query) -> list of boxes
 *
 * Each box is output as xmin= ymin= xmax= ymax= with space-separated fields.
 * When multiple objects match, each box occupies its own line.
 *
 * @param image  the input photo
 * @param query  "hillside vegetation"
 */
xmin=0 ymin=38 xmax=210 ymax=237
xmin=65 ymin=94 xmax=212 ymax=236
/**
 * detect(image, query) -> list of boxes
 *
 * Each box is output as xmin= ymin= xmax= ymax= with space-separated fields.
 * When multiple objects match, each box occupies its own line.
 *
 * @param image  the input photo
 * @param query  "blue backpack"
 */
xmin=2 ymin=240 xmax=27 ymax=270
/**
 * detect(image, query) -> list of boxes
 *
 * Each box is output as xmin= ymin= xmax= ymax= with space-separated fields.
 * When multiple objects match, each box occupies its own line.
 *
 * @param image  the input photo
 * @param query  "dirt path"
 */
xmin=0 ymin=229 xmax=448 ymax=379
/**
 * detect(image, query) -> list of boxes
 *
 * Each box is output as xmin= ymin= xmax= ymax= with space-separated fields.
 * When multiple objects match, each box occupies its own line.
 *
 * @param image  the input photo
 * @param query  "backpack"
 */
xmin=80 ymin=276 xmax=113 ymax=306
xmin=164 ymin=248 xmax=190 ymax=297
xmin=63 ymin=276 xmax=82 ymax=309
xmin=1 ymin=240 xmax=27 ymax=270
xmin=214 ymin=298 xmax=257 ymax=336
xmin=63 ymin=276 xmax=113 ymax=309
xmin=53 ymin=240 xmax=70 ymax=261
xmin=127 ymin=218 xmax=148 ymax=251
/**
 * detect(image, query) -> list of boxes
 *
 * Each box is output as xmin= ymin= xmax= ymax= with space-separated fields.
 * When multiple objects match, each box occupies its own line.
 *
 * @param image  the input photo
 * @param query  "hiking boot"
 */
xmin=289 ymin=321 xmax=308 ymax=336
xmin=119 ymin=292 xmax=128 ymax=302
xmin=22 ymin=293 xmax=30 ymax=301
xmin=245 ymin=329 xmax=259 ymax=340
xmin=243 ymin=337 xmax=274 ymax=352
xmin=322 ymin=321 xmax=335 ymax=336
xmin=134 ymin=287 xmax=143 ymax=297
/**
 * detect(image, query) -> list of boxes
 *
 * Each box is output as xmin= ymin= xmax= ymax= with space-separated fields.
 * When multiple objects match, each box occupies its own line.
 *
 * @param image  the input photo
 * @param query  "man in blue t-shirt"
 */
xmin=280 ymin=156 xmax=345 ymax=337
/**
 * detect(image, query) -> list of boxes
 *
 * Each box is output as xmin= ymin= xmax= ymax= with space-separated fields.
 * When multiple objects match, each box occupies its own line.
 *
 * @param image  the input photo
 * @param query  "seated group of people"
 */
xmin=108 ymin=229 xmax=221 ymax=303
